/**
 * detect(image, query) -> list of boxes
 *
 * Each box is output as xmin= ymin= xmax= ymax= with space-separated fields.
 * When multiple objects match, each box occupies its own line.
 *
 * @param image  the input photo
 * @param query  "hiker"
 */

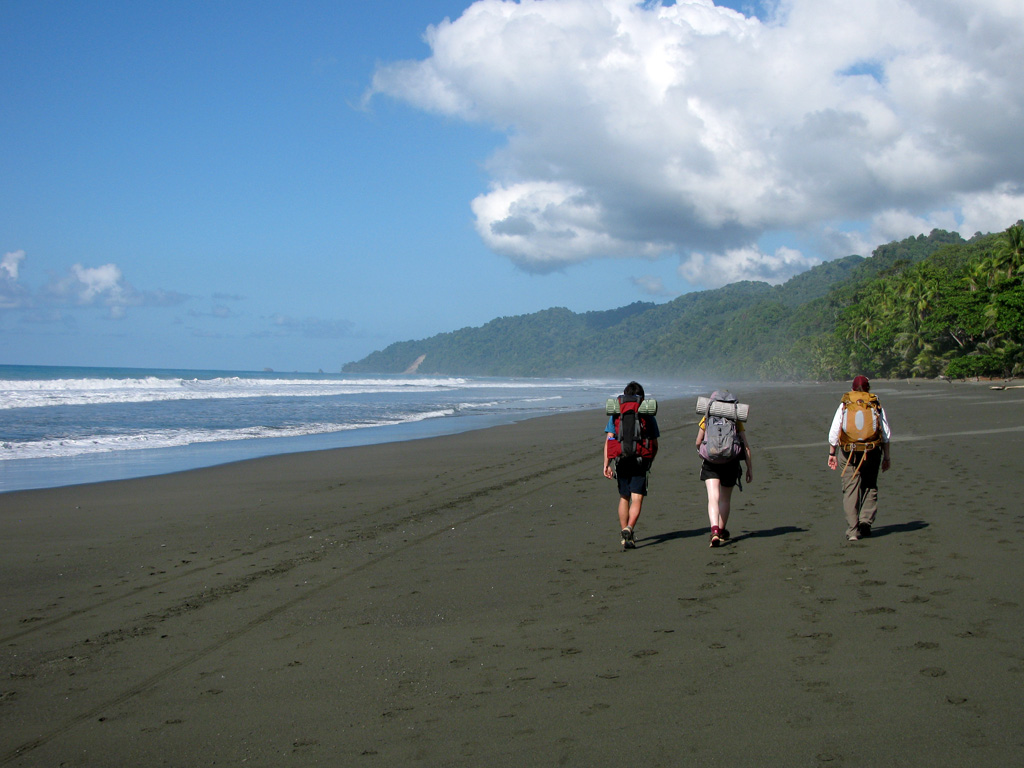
xmin=827 ymin=375 xmax=892 ymax=541
xmin=695 ymin=390 xmax=753 ymax=547
xmin=603 ymin=381 xmax=659 ymax=550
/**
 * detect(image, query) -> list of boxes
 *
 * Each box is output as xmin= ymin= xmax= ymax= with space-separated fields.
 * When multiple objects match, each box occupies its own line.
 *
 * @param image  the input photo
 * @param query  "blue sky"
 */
xmin=2 ymin=0 xmax=1022 ymax=373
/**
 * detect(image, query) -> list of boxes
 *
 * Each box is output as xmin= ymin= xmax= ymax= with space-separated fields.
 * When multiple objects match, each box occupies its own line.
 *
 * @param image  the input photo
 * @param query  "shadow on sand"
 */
xmin=867 ymin=520 xmax=929 ymax=538
xmin=638 ymin=524 xmax=808 ymax=548
xmin=637 ymin=528 xmax=707 ymax=547
xmin=729 ymin=525 xmax=808 ymax=543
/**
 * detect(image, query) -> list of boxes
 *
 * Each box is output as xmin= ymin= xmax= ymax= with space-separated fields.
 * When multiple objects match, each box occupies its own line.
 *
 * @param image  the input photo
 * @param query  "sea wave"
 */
xmin=0 ymin=408 xmax=456 ymax=460
xmin=0 ymin=375 xmax=581 ymax=410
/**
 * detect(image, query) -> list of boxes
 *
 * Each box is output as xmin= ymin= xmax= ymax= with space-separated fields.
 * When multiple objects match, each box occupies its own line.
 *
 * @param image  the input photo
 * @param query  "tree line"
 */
xmin=343 ymin=222 xmax=1024 ymax=381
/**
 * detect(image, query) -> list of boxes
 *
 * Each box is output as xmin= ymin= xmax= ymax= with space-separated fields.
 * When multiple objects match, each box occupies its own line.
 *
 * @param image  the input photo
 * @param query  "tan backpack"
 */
xmin=838 ymin=391 xmax=882 ymax=451
xmin=838 ymin=390 xmax=883 ymax=477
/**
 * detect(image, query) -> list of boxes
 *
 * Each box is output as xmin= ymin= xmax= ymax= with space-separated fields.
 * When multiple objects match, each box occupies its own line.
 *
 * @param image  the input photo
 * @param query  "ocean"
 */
xmin=0 ymin=365 xmax=699 ymax=493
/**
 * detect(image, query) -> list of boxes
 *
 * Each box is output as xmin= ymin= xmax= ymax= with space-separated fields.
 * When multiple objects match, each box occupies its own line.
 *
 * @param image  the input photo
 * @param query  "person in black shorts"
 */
xmin=695 ymin=408 xmax=753 ymax=547
xmin=603 ymin=381 xmax=659 ymax=550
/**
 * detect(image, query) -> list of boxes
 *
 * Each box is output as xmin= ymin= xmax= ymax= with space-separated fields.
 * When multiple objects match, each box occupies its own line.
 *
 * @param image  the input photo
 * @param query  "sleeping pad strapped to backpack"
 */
xmin=607 ymin=395 xmax=656 ymax=469
xmin=698 ymin=390 xmax=743 ymax=464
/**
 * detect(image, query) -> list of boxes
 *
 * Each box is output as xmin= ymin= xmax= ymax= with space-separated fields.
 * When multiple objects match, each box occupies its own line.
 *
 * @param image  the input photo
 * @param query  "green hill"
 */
xmin=344 ymin=224 xmax=1024 ymax=381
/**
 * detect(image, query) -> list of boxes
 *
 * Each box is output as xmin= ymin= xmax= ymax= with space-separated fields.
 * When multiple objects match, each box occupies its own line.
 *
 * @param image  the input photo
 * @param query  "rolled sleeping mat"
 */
xmin=606 ymin=398 xmax=658 ymax=415
xmin=696 ymin=396 xmax=749 ymax=422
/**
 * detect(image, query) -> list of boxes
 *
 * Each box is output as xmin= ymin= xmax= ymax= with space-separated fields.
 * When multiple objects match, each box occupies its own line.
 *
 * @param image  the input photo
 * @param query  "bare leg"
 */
xmin=626 ymin=493 xmax=643 ymax=530
xmin=705 ymin=479 xmax=734 ymax=542
xmin=618 ymin=496 xmax=630 ymax=529
xmin=705 ymin=479 xmax=722 ymax=529
xmin=718 ymin=485 xmax=734 ymax=531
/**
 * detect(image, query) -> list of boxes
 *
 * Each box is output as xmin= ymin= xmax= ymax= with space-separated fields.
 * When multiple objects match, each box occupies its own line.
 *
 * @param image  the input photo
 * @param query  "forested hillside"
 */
xmin=343 ymin=223 xmax=1024 ymax=381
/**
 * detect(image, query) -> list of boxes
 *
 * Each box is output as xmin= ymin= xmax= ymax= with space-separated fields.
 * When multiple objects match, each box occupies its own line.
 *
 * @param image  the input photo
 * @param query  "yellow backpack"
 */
xmin=839 ymin=391 xmax=882 ymax=451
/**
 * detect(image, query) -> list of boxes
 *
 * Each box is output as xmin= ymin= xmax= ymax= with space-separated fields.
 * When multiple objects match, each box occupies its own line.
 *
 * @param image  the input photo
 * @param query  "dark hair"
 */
xmin=624 ymin=381 xmax=645 ymax=400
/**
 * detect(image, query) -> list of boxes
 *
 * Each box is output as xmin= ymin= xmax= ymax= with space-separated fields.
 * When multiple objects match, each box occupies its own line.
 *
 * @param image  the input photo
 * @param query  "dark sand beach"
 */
xmin=2 ymin=380 xmax=1023 ymax=766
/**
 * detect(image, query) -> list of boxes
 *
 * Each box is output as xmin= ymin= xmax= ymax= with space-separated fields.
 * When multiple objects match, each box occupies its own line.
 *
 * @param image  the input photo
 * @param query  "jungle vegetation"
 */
xmin=343 ymin=222 xmax=1024 ymax=381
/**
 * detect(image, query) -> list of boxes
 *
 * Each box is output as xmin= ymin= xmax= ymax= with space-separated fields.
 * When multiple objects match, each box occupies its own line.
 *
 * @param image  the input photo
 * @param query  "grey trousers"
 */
xmin=841 ymin=448 xmax=882 ymax=537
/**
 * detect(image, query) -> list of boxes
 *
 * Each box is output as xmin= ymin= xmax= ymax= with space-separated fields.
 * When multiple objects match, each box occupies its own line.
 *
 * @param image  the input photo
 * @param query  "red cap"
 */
xmin=852 ymin=375 xmax=870 ymax=391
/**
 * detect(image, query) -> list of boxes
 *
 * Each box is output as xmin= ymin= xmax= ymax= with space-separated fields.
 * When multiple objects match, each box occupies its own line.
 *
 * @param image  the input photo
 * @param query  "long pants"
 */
xmin=841 ymin=448 xmax=881 ymax=537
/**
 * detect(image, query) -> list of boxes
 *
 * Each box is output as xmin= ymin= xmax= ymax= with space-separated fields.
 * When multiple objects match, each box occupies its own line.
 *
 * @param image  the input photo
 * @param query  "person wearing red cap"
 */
xmin=827 ymin=376 xmax=891 ymax=540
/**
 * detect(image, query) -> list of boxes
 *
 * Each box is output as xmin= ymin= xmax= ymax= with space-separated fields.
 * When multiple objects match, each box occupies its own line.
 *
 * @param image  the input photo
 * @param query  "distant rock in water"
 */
xmin=264 ymin=368 xmax=274 ymax=373
xmin=404 ymin=354 xmax=426 ymax=374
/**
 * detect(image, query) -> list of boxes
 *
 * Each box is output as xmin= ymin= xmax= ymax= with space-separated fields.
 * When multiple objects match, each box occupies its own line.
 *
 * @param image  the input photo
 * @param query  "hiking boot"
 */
xmin=857 ymin=522 xmax=872 ymax=538
xmin=621 ymin=527 xmax=635 ymax=550
xmin=709 ymin=534 xmax=721 ymax=547
xmin=720 ymin=528 xmax=731 ymax=541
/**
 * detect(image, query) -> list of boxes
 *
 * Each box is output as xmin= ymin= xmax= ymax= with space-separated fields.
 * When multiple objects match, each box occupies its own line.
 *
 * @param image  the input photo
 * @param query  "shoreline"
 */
xmin=5 ymin=375 xmax=1017 ymax=495
xmin=2 ymin=379 xmax=1023 ymax=766
xmin=0 ymin=406 xmax=559 ymax=495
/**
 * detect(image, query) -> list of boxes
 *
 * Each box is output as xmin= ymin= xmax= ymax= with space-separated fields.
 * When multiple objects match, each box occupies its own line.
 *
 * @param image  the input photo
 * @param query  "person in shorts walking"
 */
xmin=696 ymin=394 xmax=753 ymax=547
xmin=603 ymin=381 xmax=659 ymax=550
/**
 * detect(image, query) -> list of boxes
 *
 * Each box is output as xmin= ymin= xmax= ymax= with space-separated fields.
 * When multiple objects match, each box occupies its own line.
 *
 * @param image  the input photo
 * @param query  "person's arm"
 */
xmin=880 ymin=407 xmax=891 ymax=471
xmin=740 ymin=430 xmax=753 ymax=482
xmin=603 ymin=434 xmax=614 ymax=478
xmin=827 ymin=405 xmax=843 ymax=470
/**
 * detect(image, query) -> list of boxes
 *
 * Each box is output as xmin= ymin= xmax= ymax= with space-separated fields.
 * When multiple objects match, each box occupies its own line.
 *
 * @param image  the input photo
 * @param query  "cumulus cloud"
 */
xmin=1 ymin=250 xmax=29 ymax=308
xmin=957 ymin=183 xmax=1024 ymax=236
xmin=2 ymin=250 xmax=25 ymax=281
xmin=44 ymin=263 xmax=188 ymax=319
xmin=680 ymin=244 xmax=819 ymax=288
xmin=46 ymin=264 xmax=130 ymax=315
xmin=369 ymin=0 xmax=1024 ymax=285
xmin=0 ymin=251 xmax=188 ymax=319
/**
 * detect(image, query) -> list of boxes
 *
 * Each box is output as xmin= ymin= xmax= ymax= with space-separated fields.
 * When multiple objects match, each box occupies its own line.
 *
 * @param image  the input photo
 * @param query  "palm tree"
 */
xmin=895 ymin=328 xmax=928 ymax=376
xmin=967 ymin=256 xmax=999 ymax=292
xmin=902 ymin=271 xmax=938 ymax=324
xmin=912 ymin=342 xmax=940 ymax=377
xmin=993 ymin=222 xmax=1024 ymax=280
xmin=982 ymin=300 xmax=1000 ymax=333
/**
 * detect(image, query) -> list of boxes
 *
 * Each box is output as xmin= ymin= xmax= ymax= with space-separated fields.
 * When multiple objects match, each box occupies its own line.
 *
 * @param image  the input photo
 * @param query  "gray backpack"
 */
xmin=698 ymin=390 xmax=743 ymax=464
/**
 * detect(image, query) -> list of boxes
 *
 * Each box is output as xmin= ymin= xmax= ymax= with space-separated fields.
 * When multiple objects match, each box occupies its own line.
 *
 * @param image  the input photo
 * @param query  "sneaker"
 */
xmin=846 ymin=533 xmax=860 ymax=541
xmin=720 ymin=528 xmax=731 ymax=541
xmin=621 ymin=527 xmax=636 ymax=550
xmin=709 ymin=534 xmax=721 ymax=548
xmin=857 ymin=522 xmax=872 ymax=538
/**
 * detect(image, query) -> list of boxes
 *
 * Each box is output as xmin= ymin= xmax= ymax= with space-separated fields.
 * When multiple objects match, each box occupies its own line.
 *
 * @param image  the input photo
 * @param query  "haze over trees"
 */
xmin=344 ymin=223 xmax=1024 ymax=381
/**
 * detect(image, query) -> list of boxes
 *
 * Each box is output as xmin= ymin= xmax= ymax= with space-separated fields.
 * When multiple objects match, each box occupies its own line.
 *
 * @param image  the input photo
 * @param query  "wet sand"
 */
xmin=2 ymin=380 xmax=1023 ymax=766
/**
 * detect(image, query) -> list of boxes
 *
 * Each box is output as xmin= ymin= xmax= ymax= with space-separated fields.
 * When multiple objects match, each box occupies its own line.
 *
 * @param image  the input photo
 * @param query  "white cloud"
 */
xmin=471 ymin=181 xmax=668 ymax=270
xmin=35 ymin=261 xmax=188 ymax=319
xmin=957 ymin=183 xmax=1024 ymax=235
xmin=2 ymin=251 xmax=189 ymax=320
xmin=370 ymin=0 xmax=1024 ymax=282
xmin=631 ymin=274 xmax=672 ymax=296
xmin=45 ymin=263 xmax=133 ymax=318
xmin=680 ymin=244 xmax=819 ymax=288
xmin=1 ymin=250 xmax=29 ymax=309
xmin=2 ymin=250 xmax=25 ymax=281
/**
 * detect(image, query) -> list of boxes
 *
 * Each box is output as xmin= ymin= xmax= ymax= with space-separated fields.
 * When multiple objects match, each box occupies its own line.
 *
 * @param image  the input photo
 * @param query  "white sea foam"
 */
xmin=0 ymin=408 xmax=456 ymax=460
xmin=0 ymin=375 xmax=584 ymax=410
